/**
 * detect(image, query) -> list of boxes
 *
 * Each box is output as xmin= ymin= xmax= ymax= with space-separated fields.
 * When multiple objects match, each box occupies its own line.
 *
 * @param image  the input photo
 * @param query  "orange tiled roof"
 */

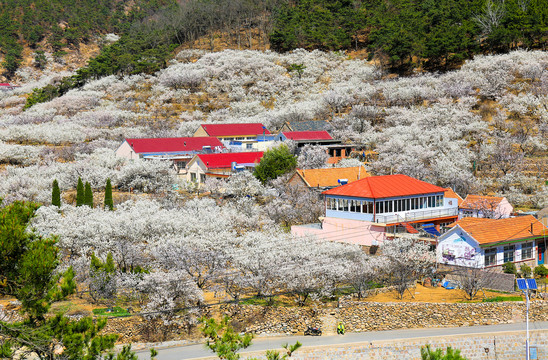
xmin=296 ymin=166 xmax=368 ymax=188
xmin=453 ymin=215 xmax=547 ymax=245
xmin=448 ymin=217 xmax=495 ymax=228
xmin=444 ymin=188 xmax=464 ymax=206
xmin=460 ymin=194 xmax=504 ymax=210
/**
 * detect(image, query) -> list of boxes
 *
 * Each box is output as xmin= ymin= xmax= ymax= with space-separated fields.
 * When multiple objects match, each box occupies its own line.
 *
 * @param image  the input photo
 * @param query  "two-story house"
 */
xmin=291 ymin=174 xmax=460 ymax=247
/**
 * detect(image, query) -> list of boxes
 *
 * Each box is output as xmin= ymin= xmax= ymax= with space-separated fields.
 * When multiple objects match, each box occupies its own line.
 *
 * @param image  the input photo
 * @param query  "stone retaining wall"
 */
xmin=231 ymin=301 xmax=548 ymax=335
xmin=194 ymin=330 xmax=547 ymax=360
xmin=102 ymin=300 xmax=548 ymax=343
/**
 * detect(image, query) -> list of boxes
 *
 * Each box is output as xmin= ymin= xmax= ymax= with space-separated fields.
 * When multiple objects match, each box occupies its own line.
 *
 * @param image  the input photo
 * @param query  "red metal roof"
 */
xmin=0 ymin=83 xmax=11 ymax=86
xmin=125 ymin=137 xmax=224 ymax=154
xmin=200 ymin=123 xmax=270 ymax=136
xmin=322 ymin=174 xmax=446 ymax=199
xmin=282 ymin=131 xmax=333 ymax=141
xmin=196 ymin=152 xmax=264 ymax=169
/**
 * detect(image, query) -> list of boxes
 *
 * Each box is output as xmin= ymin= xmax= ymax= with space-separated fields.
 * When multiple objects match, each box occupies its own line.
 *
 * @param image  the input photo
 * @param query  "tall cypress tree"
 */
xmin=84 ymin=182 xmax=93 ymax=208
xmin=51 ymin=179 xmax=61 ymax=207
xmin=76 ymin=178 xmax=85 ymax=207
xmin=104 ymin=178 xmax=113 ymax=211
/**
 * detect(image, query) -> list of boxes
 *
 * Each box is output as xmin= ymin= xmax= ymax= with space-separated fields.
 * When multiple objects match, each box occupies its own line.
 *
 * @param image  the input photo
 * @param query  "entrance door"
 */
xmin=538 ymin=242 xmax=545 ymax=265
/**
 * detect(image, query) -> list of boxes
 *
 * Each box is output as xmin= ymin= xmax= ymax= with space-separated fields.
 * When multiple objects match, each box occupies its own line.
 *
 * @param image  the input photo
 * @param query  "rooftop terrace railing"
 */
xmin=375 ymin=207 xmax=458 ymax=224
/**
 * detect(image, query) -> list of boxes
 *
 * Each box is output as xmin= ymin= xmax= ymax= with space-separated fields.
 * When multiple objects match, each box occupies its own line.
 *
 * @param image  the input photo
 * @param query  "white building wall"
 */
xmin=186 ymin=160 xmax=208 ymax=184
xmin=437 ymin=229 xmax=483 ymax=268
xmin=115 ymin=141 xmax=138 ymax=159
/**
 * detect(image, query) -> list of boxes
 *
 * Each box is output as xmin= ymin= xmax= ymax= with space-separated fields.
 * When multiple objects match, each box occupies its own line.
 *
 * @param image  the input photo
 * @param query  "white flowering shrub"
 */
xmin=116 ymin=159 xmax=176 ymax=193
xmin=0 ymin=141 xmax=43 ymax=165
xmin=297 ymin=144 xmax=329 ymax=169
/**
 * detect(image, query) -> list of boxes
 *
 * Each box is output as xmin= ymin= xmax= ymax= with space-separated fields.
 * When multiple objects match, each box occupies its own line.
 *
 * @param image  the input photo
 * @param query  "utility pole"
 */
xmin=517 ymin=278 xmax=537 ymax=360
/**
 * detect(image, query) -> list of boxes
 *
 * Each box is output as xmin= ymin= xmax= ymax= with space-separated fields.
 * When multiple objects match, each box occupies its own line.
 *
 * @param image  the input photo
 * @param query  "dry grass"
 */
xmin=362 ymin=283 xmax=520 ymax=303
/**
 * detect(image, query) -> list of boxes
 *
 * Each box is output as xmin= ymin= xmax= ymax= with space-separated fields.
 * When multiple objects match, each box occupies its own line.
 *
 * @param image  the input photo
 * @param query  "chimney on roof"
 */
xmin=531 ymin=223 xmax=534 ymax=234
xmin=184 ymin=141 xmax=186 ymax=146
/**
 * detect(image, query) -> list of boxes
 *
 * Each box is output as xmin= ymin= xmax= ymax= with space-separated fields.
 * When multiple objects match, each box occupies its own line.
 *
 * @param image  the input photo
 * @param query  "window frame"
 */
xmin=503 ymin=245 xmax=515 ymax=263
xmin=485 ymin=248 xmax=497 ymax=266
xmin=521 ymin=242 xmax=533 ymax=260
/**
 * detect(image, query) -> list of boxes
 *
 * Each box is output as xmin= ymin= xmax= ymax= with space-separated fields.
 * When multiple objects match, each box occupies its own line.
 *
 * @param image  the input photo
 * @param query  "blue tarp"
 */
xmin=422 ymin=223 xmax=441 ymax=236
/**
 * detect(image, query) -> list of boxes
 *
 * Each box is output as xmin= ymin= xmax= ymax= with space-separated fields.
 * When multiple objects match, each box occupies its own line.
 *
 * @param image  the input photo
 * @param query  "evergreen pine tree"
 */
xmin=104 ymin=178 xmax=113 ymax=210
xmin=76 ymin=178 xmax=85 ymax=206
xmin=51 ymin=179 xmax=61 ymax=207
xmin=84 ymin=182 xmax=93 ymax=208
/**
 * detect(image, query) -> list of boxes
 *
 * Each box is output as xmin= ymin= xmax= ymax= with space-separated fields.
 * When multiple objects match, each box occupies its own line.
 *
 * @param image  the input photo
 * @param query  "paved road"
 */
xmin=135 ymin=321 xmax=548 ymax=359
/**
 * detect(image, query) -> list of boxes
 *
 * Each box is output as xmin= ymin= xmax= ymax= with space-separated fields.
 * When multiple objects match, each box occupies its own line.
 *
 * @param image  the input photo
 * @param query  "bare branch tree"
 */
xmin=474 ymin=0 xmax=506 ymax=35
xmin=452 ymin=260 xmax=498 ymax=300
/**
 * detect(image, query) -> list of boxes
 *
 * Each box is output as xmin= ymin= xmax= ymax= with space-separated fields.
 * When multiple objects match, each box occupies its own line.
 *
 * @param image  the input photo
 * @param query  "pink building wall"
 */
xmin=291 ymin=217 xmax=387 ymax=247
xmin=497 ymin=198 xmax=514 ymax=218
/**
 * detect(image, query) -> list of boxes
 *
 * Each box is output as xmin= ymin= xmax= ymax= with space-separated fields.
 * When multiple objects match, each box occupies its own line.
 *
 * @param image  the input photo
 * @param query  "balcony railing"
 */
xmin=375 ymin=207 xmax=458 ymax=224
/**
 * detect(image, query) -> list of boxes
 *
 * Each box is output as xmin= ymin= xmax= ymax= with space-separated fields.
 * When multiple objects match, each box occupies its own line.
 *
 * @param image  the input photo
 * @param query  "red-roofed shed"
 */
xmin=195 ymin=152 xmax=263 ymax=169
xmin=194 ymin=123 xmax=270 ymax=138
xmin=186 ymin=151 xmax=264 ymax=184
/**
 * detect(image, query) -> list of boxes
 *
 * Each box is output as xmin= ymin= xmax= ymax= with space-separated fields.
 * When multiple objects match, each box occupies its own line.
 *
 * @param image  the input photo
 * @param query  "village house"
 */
xmin=459 ymin=195 xmax=513 ymax=219
xmin=115 ymin=137 xmax=224 ymax=175
xmin=279 ymin=120 xmax=332 ymax=133
xmin=185 ymin=151 xmax=263 ymax=184
xmin=193 ymin=123 xmax=271 ymax=151
xmin=287 ymin=166 xmax=369 ymax=191
xmin=291 ymin=174 xmax=460 ymax=247
xmin=436 ymin=215 xmax=548 ymax=270
xmin=325 ymin=146 xmax=373 ymax=165
xmin=275 ymin=130 xmax=340 ymax=148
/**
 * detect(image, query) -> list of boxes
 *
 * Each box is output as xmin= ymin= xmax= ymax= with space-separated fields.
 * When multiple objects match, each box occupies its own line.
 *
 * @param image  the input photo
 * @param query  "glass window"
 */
xmin=503 ymin=245 xmax=515 ymax=263
xmin=350 ymin=200 xmax=358 ymax=212
xmin=246 ymin=143 xmax=253 ymax=149
xmin=405 ymin=199 xmax=410 ymax=211
xmin=485 ymin=248 xmax=497 ymax=266
xmin=428 ymin=196 xmax=433 ymax=208
xmin=387 ymin=201 xmax=393 ymax=213
xmin=190 ymin=172 xmax=197 ymax=182
xmin=376 ymin=201 xmax=382 ymax=214
xmin=200 ymin=174 xmax=206 ymax=183
xmin=522 ymin=242 xmax=533 ymax=260
xmin=342 ymin=199 xmax=349 ymax=212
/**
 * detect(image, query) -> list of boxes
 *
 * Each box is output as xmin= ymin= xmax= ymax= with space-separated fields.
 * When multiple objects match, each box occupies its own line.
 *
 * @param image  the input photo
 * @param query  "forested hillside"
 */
xmin=270 ymin=0 xmax=548 ymax=68
xmin=18 ymin=0 xmax=548 ymax=107
xmin=0 ymin=0 xmax=175 ymax=77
